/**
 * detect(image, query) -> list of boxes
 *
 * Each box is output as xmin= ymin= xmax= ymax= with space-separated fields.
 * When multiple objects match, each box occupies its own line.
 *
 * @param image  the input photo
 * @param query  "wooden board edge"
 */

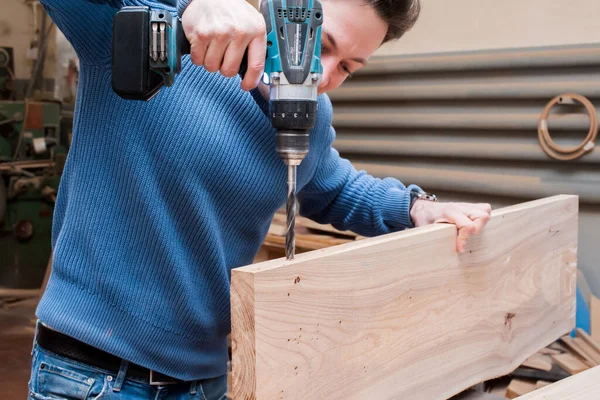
xmin=231 ymin=270 xmax=257 ymax=399
xmin=490 ymin=194 xmax=577 ymax=218
xmin=235 ymin=223 xmax=452 ymax=274
xmin=233 ymin=195 xmax=578 ymax=275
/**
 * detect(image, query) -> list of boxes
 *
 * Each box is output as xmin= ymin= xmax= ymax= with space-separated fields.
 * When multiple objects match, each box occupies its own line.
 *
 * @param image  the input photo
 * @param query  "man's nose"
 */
xmin=318 ymin=65 xmax=331 ymax=91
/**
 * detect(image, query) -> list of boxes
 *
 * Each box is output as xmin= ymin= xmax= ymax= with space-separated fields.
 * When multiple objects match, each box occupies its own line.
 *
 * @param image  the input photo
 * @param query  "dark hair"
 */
xmin=365 ymin=0 xmax=421 ymax=43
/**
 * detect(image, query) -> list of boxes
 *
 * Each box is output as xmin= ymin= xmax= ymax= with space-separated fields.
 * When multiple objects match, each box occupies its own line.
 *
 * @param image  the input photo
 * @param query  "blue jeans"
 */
xmin=28 ymin=340 xmax=228 ymax=400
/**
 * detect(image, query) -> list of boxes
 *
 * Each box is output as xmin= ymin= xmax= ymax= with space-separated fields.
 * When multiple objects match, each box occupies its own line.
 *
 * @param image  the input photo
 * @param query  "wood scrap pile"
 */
xmin=484 ymin=327 xmax=600 ymax=398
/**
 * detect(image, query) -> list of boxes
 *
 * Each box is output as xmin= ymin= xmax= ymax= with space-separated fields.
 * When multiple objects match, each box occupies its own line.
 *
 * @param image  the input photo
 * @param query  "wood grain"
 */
xmin=231 ymin=195 xmax=578 ymax=400
xmin=231 ymin=272 xmax=256 ymax=399
xmin=516 ymin=366 xmax=600 ymax=399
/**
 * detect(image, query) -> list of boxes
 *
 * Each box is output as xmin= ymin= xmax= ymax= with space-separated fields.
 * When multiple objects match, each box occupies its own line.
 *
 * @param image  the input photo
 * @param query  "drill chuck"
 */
xmin=276 ymin=129 xmax=310 ymax=166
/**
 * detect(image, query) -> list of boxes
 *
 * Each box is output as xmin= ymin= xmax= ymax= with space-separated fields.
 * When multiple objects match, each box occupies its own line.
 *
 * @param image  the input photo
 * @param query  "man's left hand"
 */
xmin=410 ymin=201 xmax=492 ymax=253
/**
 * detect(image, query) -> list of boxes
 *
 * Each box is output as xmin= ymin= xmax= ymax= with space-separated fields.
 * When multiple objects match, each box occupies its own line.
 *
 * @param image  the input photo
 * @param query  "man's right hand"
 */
xmin=182 ymin=0 xmax=266 ymax=91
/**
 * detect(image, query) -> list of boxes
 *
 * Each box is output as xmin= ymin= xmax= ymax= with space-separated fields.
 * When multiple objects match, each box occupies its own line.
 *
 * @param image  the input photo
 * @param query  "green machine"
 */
xmin=0 ymin=99 xmax=69 ymax=289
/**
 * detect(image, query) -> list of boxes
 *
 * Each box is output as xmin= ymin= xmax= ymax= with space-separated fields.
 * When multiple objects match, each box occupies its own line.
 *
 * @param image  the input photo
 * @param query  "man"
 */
xmin=29 ymin=0 xmax=491 ymax=399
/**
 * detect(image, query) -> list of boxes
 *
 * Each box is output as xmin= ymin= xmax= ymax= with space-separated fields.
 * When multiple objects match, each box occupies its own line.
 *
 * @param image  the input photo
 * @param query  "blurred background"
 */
xmin=0 ymin=0 xmax=599 ymax=398
xmin=331 ymin=0 xmax=600 ymax=298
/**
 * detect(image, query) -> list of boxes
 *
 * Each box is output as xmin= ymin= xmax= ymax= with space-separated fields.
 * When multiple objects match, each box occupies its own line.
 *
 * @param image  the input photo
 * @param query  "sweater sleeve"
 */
xmin=298 ymin=128 xmax=423 ymax=237
xmin=40 ymin=0 xmax=123 ymax=63
xmin=177 ymin=0 xmax=192 ymax=16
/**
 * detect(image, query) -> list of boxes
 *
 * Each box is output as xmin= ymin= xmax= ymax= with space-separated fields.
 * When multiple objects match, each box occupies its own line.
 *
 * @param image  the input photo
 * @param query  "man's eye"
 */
xmin=342 ymin=65 xmax=353 ymax=77
xmin=321 ymin=44 xmax=329 ymax=54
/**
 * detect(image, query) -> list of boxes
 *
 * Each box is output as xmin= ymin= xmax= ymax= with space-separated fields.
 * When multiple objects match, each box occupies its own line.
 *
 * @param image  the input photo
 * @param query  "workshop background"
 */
xmin=1 ymin=0 xmax=599 ymax=398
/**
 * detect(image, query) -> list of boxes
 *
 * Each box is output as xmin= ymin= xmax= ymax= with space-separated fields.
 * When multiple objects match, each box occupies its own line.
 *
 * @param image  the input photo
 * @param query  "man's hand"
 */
xmin=410 ymin=201 xmax=492 ymax=253
xmin=182 ymin=0 xmax=266 ymax=91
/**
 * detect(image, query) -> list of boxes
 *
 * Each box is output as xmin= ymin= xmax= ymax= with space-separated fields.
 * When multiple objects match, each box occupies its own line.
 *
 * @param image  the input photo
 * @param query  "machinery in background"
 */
xmin=0 ymin=99 xmax=70 ymax=289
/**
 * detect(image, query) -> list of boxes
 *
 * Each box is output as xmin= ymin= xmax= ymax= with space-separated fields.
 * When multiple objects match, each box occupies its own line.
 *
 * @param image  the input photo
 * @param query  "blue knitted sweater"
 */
xmin=37 ymin=0 xmax=419 ymax=380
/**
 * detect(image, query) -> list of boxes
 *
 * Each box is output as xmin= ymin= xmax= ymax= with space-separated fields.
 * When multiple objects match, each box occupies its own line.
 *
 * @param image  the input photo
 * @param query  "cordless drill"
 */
xmin=111 ymin=0 xmax=323 ymax=260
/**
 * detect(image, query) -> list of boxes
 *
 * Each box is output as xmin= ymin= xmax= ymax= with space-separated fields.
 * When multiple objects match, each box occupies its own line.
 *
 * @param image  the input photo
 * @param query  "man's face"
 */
xmin=318 ymin=0 xmax=388 ymax=94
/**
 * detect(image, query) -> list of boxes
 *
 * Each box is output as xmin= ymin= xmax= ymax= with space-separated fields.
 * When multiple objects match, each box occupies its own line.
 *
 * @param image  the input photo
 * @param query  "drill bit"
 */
xmin=285 ymin=165 xmax=297 ymax=260
xmin=151 ymin=22 xmax=158 ymax=62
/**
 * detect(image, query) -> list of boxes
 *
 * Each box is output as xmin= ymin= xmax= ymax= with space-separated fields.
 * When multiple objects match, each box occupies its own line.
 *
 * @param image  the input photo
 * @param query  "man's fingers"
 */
xmin=241 ymin=34 xmax=266 ymax=91
xmin=444 ymin=209 xmax=476 ymax=253
xmin=467 ymin=210 xmax=491 ymax=235
xmin=189 ymin=35 xmax=209 ymax=67
xmin=221 ymin=37 xmax=250 ymax=78
xmin=204 ymin=37 xmax=229 ymax=73
xmin=475 ymin=203 xmax=492 ymax=214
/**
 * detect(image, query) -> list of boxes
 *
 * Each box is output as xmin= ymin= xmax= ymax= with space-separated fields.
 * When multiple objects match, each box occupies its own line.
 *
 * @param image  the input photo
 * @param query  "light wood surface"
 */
xmin=535 ymin=381 xmax=551 ymax=389
xmin=231 ymin=195 xmax=578 ymax=400
xmin=576 ymin=328 xmax=600 ymax=355
xmin=506 ymin=379 xmax=537 ymax=398
xmin=550 ymin=353 xmax=589 ymax=374
xmin=573 ymin=337 xmax=600 ymax=365
xmin=521 ymin=354 xmax=553 ymax=371
xmin=516 ymin=365 xmax=600 ymax=399
xmin=560 ymin=336 xmax=596 ymax=367
xmin=538 ymin=347 xmax=561 ymax=355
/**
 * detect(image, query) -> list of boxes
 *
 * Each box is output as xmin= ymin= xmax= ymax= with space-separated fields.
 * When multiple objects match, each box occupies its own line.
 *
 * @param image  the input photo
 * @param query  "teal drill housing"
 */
xmin=263 ymin=0 xmax=323 ymax=83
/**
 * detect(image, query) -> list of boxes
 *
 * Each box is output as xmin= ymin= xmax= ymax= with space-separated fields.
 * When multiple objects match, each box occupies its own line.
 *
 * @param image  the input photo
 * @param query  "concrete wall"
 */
xmin=0 ymin=0 xmax=56 ymax=81
xmin=377 ymin=0 xmax=600 ymax=56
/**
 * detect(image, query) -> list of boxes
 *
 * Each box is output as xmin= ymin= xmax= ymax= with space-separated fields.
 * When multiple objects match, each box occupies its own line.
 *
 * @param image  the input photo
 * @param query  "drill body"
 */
xmin=261 ymin=0 xmax=323 ymax=259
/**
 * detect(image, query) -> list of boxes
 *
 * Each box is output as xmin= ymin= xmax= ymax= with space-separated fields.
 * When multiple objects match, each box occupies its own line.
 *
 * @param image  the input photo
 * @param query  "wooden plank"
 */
xmin=521 ymin=354 xmax=553 ymax=371
xmin=535 ymin=381 xmax=551 ymax=389
xmin=231 ymin=195 xmax=578 ymax=400
xmin=551 ymin=353 xmax=589 ymax=374
xmin=573 ymin=337 xmax=600 ymax=365
xmin=576 ymin=328 xmax=600 ymax=355
xmin=516 ymin=365 xmax=600 ymax=399
xmin=591 ymin=295 xmax=600 ymax=341
xmin=537 ymin=347 xmax=561 ymax=355
xmin=506 ymin=379 xmax=537 ymax=399
xmin=548 ymin=341 xmax=569 ymax=353
xmin=560 ymin=335 xmax=596 ymax=367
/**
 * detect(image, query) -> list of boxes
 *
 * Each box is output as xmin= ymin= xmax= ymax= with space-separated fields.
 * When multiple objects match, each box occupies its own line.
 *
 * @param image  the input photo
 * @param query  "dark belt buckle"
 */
xmin=149 ymin=370 xmax=180 ymax=386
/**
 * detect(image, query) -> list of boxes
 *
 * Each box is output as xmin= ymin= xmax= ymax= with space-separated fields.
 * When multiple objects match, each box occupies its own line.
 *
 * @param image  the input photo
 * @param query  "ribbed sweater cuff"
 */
xmin=250 ymin=87 xmax=270 ymax=115
xmin=177 ymin=0 xmax=192 ymax=16
xmin=380 ymin=185 xmax=421 ymax=229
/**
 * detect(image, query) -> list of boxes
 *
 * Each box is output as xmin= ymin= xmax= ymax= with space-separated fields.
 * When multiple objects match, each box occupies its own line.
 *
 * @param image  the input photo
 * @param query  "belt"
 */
xmin=36 ymin=323 xmax=189 ymax=385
